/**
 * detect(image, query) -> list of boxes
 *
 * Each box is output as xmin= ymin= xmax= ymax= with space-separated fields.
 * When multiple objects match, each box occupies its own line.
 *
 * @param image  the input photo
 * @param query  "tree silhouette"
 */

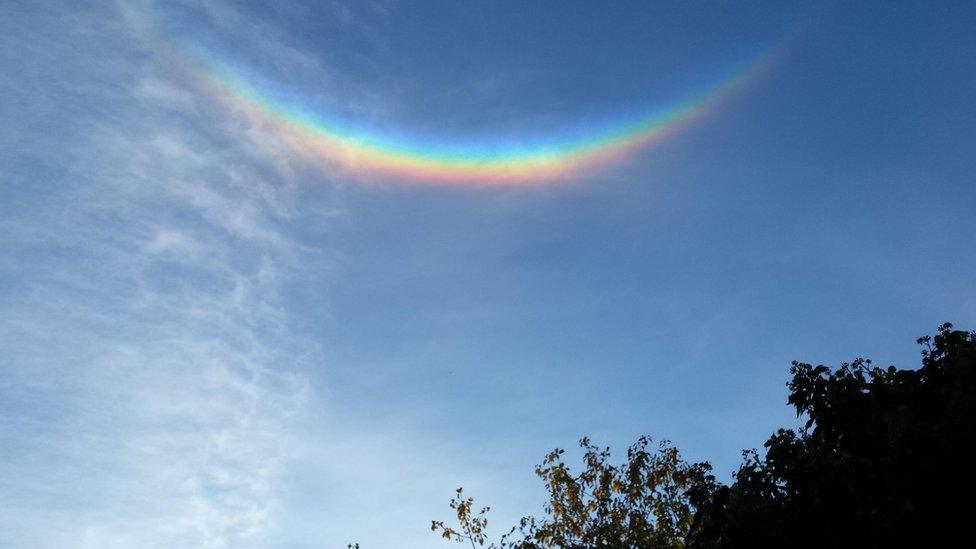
xmin=687 ymin=323 xmax=976 ymax=547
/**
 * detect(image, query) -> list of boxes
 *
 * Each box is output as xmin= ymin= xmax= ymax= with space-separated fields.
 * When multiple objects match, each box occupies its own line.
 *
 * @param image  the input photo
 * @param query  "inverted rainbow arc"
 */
xmin=191 ymin=48 xmax=775 ymax=185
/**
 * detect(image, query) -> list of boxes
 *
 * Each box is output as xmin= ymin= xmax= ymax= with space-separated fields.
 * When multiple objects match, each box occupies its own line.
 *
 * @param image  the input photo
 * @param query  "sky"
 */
xmin=1 ymin=0 xmax=974 ymax=547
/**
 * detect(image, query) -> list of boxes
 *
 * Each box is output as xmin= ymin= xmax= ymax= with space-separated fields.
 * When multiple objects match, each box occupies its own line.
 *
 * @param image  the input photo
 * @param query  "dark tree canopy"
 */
xmin=688 ymin=323 xmax=976 ymax=547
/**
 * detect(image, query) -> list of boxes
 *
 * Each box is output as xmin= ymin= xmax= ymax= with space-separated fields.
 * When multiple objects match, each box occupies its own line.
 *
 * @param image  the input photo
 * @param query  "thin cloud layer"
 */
xmin=1 ymin=2 xmax=314 ymax=546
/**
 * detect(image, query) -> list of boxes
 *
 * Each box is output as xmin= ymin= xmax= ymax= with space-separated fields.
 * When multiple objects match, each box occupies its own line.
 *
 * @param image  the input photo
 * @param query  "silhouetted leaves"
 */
xmin=688 ymin=323 xmax=976 ymax=548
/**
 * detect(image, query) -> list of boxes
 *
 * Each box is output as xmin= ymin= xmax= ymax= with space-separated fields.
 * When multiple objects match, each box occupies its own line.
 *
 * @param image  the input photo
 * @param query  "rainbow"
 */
xmin=189 ymin=48 xmax=775 ymax=186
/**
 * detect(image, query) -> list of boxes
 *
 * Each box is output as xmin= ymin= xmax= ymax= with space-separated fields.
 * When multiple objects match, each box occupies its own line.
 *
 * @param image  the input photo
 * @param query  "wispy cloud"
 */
xmin=0 ymin=1 xmax=322 ymax=546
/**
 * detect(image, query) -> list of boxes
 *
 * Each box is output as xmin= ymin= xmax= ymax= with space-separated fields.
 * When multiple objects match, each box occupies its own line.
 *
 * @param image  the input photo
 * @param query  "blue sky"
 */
xmin=2 ymin=1 xmax=974 ymax=547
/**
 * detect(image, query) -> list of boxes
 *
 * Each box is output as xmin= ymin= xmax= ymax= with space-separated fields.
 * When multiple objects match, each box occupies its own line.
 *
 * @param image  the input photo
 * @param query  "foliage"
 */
xmin=430 ymin=324 xmax=975 ymax=548
xmin=432 ymin=488 xmax=491 ymax=548
xmin=687 ymin=323 xmax=976 ymax=547
xmin=434 ymin=437 xmax=711 ymax=548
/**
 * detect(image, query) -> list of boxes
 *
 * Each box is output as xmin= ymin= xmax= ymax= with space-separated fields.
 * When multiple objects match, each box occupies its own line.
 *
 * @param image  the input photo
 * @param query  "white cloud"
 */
xmin=0 ymin=2 xmax=323 ymax=546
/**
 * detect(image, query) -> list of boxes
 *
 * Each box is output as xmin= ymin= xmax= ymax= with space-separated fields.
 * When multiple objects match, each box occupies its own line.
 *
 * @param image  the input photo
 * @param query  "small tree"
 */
xmin=434 ymin=437 xmax=712 ymax=548
xmin=432 ymin=488 xmax=490 ymax=548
